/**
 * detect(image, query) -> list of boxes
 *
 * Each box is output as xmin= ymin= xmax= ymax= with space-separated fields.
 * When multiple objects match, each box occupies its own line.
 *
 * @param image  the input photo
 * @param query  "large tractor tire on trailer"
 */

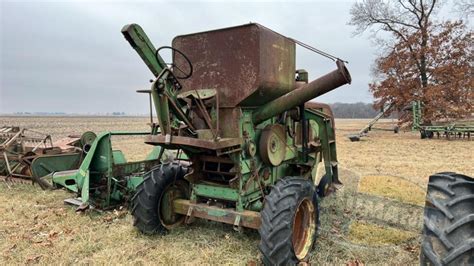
xmin=131 ymin=162 xmax=189 ymax=234
xmin=420 ymin=172 xmax=474 ymax=265
xmin=259 ymin=177 xmax=319 ymax=265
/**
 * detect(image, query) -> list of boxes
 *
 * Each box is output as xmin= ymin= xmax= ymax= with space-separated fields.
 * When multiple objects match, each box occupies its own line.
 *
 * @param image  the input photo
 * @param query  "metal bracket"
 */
xmin=165 ymin=134 xmax=172 ymax=144
xmin=233 ymin=214 xmax=242 ymax=232
xmin=185 ymin=205 xmax=195 ymax=224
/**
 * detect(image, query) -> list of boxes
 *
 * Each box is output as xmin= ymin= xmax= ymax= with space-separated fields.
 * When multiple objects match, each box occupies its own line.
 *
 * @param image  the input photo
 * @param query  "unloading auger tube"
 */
xmin=253 ymin=60 xmax=351 ymax=124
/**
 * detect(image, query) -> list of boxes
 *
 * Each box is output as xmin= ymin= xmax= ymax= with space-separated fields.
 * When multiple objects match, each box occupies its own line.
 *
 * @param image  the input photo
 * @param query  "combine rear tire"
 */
xmin=420 ymin=172 xmax=474 ymax=265
xmin=259 ymin=177 xmax=319 ymax=265
xmin=131 ymin=162 xmax=189 ymax=234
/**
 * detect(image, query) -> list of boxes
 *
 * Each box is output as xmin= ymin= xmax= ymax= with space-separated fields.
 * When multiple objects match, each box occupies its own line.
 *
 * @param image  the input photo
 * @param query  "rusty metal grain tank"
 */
xmin=173 ymin=24 xmax=296 ymax=107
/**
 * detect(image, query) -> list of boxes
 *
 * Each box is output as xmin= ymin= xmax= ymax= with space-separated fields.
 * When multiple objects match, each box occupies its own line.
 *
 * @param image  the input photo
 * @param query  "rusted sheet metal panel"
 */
xmin=173 ymin=199 xmax=261 ymax=229
xmin=305 ymin=102 xmax=335 ymax=128
xmin=218 ymin=107 xmax=241 ymax=138
xmin=144 ymin=135 xmax=242 ymax=150
xmin=172 ymin=23 xmax=295 ymax=107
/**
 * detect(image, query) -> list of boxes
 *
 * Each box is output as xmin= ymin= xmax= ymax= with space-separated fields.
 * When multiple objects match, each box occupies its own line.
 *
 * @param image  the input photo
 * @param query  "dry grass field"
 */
xmin=0 ymin=116 xmax=473 ymax=265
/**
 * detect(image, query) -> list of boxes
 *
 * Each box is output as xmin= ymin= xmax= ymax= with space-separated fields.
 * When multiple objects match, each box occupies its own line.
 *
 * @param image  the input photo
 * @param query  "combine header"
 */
xmin=123 ymin=23 xmax=351 ymax=264
xmin=51 ymin=131 xmax=174 ymax=210
xmin=0 ymin=126 xmax=92 ymax=188
xmin=0 ymin=126 xmax=177 ymax=210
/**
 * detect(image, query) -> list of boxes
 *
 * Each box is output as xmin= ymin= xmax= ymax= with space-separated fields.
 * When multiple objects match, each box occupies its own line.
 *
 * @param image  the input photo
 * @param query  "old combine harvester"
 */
xmin=122 ymin=23 xmax=351 ymax=264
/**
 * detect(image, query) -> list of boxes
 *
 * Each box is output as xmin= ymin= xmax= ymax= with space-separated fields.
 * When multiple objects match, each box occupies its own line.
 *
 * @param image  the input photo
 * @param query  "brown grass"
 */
xmin=336 ymin=119 xmax=474 ymax=182
xmin=348 ymin=222 xmax=417 ymax=246
xmin=0 ymin=116 xmax=472 ymax=264
xmin=358 ymin=175 xmax=426 ymax=206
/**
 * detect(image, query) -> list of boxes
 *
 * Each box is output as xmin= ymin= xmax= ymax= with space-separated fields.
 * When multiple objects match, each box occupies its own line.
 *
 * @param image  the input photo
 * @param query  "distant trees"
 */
xmin=329 ymin=102 xmax=392 ymax=118
xmin=111 ymin=112 xmax=126 ymax=116
xmin=349 ymin=0 xmax=473 ymax=124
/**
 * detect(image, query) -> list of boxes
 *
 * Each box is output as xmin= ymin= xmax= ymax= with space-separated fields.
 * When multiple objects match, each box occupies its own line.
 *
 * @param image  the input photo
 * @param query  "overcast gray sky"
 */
xmin=0 ymin=0 xmax=459 ymax=114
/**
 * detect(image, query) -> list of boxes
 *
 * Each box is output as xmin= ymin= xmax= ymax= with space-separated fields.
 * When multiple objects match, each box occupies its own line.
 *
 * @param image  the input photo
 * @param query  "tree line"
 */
xmin=329 ymin=102 xmax=396 ymax=118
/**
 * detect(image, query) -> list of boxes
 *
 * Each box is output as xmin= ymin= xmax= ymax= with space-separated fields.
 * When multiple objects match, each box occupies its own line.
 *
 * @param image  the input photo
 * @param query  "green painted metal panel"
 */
xmin=193 ymin=184 xmax=239 ymax=201
xmin=121 ymin=24 xmax=166 ymax=77
xmin=127 ymin=176 xmax=144 ymax=190
xmin=52 ymin=131 xmax=160 ymax=209
xmin=51 ymin=170 xmax=79 ymax=193
xmin=412 ymin=100 xmax=422 ymax=131
xmin=112 ymin=150 xmax=127 ymax=164
xmin=145 ymin=146 xmax=163 ymax=160
xmin=31 ymin=153 xmax=82 ymax=178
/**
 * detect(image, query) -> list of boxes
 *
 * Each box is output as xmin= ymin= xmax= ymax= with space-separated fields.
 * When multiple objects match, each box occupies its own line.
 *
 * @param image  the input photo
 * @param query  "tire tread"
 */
xmin=420 ymin=172 xmax=474 ymax=265
xmin=259 ymin=177 xmax=319 ymax=265
xmin=131 ymin=162 xmax=187 ymax=235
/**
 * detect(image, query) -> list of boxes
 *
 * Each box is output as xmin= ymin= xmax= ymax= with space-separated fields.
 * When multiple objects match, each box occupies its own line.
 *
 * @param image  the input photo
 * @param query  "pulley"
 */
xmin=80 ymin=131 xmax=97 ymax=153
xmin=245 ymin=140 xmax=257 ymax=158
xmin=259 ymin=124 xmax=286 ymax=166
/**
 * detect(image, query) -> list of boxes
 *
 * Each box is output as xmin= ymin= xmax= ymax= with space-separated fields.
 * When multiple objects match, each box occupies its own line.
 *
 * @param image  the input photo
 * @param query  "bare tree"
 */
xmin=350 ymin=1 xmax=473 ymax=124
xmin=369 ymin=21 xmax=473 ymax=123
xmin=349 ymin=0 xmax=440 ymax=89
xmin=453 ymin=0 xmax=474 ymax=20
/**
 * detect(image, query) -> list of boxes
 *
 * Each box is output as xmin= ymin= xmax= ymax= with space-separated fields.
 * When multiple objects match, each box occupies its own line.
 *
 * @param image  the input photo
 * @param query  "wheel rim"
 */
xmin=159 ymin=180 xmax=188 ymax=229
xmin=292 ymin=198 xmax=316 ymax=260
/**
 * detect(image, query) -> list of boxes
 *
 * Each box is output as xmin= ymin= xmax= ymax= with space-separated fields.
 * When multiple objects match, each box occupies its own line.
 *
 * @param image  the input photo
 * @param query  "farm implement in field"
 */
xmin=0 ymin=126 xmax=178 ymax=210
xmin=348 ymin=102 xmax=399 ymax=141
xmin=122 ymin=23 xmax=351 ymax=264
xmin=411 ymin=101 xmax=474 ymax=140
xmin=0 ymin=126 xmax=94 ymax=189
xmin=51 ymin=131 xmax=177 ymax=210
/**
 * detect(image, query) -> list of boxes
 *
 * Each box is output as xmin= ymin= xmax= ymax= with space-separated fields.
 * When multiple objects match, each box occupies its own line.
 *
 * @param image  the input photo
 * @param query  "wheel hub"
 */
xmin=159 ymin=180 xmax=189 ymax=229
xmin=292 ymin=198 xmax=317 ymax=260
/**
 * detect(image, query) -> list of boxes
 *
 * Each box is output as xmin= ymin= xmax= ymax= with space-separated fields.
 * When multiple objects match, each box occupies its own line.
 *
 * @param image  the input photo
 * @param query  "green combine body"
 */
xmin=122 ymin=23 xmax=351 ymax=264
